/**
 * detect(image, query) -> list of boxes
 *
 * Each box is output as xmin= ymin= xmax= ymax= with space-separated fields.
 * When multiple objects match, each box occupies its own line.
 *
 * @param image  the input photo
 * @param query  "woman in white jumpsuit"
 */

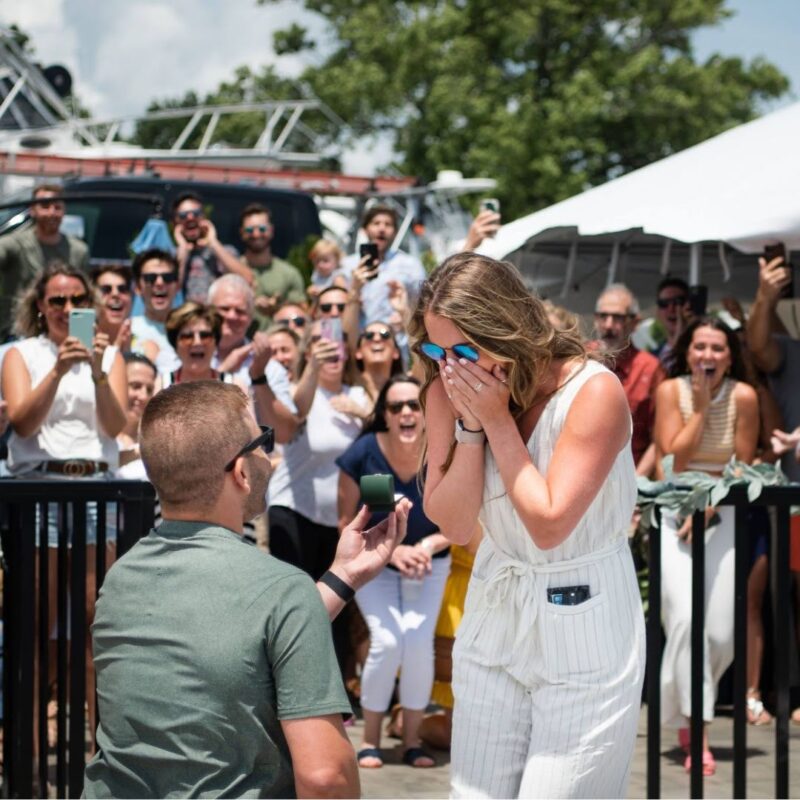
xmin=409 ymin=253 xmax=645 ymax=799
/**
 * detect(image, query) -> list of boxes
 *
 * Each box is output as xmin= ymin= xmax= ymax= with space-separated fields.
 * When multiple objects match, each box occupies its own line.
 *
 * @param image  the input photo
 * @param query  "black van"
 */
xmin=2 ymin=176 xmax=322 ymax=263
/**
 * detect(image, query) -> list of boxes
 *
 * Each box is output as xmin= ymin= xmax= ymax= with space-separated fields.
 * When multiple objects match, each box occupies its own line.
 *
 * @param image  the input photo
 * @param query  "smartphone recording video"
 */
xmin=688 ymin=285 xmax=708 ymax=317
xmin=359 ymin=243 xmax=380 ymax=280
xmin=764 ymin=243 xmax=794 ymax=299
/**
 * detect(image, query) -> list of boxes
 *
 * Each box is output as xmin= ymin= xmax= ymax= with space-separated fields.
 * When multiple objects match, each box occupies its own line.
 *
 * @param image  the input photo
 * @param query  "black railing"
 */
xmin=0 ymin=480 xmax=156 ymax=799
xmin=645 ymin=484 xmax=800 ymax=799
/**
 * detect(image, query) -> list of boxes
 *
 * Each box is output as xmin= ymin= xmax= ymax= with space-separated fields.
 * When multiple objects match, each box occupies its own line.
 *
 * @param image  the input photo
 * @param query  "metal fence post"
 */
xmin=647 ymin=509 xmax=662 ymax=799
xmin=690 ymin=509 xmax=706 ymax=799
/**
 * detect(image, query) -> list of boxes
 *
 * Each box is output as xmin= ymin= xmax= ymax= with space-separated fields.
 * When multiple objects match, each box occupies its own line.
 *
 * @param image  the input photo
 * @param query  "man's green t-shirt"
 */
xmin=250 ymin=255 xmax=306 ymax=329
xmin=0 ymin=226 xmax=90 ymax=331
xmin=84 ymin=520 xmax=351 ymax=799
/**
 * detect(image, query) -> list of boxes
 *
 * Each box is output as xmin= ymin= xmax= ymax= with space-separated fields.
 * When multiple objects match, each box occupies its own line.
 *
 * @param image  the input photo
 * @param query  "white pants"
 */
xmin=356 ymin=556 xmax=450 ymax=712
xmin=451 ymin=542 xmax=644 ymax=799
xmin=660 ymin=506 xmax=735 ymax=726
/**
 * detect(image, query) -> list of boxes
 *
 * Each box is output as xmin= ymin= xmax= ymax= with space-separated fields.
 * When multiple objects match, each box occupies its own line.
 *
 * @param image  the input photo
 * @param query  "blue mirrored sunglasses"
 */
xmin=419 ymin=341 xmax=479 ymax=363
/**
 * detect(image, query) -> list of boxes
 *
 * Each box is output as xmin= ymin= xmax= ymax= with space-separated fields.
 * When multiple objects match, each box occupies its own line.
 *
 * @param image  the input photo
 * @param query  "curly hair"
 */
xmin=13 ymin=261 xmax=93 ymax=338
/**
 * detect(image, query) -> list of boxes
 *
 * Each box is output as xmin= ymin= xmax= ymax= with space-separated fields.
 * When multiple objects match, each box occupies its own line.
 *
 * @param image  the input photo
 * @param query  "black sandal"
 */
xmin=402 ymin=746 xmax=435 ymax=768
xmin=357 ymin=747 xmax=384 ymax=768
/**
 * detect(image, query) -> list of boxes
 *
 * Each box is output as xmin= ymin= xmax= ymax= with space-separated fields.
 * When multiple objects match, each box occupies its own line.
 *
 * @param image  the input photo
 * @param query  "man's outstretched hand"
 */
xmin=329 ymin=499 xmax=412 ymax=592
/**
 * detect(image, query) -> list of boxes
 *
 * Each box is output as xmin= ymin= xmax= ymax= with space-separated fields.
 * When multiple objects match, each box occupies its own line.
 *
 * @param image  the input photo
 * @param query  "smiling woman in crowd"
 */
xmin=336 ymin=374 xmax=450 ymax=770
xmin=654 ymin=316 xmax=759 ymax=776
xmin=354 ymin=320 xmax=404 ymax=404
xmin=2 ymin=261 xmax=128 ymax=742
xmin=159 ymin=302 xmax=239 ymax=388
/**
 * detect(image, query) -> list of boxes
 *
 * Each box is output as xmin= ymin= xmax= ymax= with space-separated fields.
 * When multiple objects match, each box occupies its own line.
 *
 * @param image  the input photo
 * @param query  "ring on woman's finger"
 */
xmin=474 ymin=382 xmax=483 ymax=392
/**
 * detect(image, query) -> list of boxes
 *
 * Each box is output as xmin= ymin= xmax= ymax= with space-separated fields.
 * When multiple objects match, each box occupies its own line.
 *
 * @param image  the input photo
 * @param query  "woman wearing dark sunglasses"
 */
xmin=336 ymin=374 xmax=450 ymax=769
xmin=354 ymin=321 xmax=403 ymax=403
xmin=2 ymin=262 xmax=128 ymax=742
xmin=409 ymin=253 xmax=644 ymax=798
xmin=160 ymin=302 xmax=243 ymax=390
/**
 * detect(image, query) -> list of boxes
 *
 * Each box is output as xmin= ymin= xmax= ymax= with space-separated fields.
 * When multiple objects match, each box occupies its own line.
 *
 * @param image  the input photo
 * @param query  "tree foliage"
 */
xmin=261 ymin=0 xmax=788 ymax=217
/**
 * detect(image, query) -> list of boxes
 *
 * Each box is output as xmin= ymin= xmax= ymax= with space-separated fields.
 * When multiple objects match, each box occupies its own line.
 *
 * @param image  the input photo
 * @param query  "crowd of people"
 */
xmin=1 ymin=181 xmax=799 ymax=796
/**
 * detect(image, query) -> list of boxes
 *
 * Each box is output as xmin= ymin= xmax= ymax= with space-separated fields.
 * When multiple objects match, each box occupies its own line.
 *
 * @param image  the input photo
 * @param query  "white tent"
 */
xmin=478 ymin=101 xmax=800 ymax=314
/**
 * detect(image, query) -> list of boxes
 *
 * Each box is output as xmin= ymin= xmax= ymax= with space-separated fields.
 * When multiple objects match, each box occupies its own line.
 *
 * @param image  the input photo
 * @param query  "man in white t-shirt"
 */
xmin=130 ymin=249 xmax=181 ymax=372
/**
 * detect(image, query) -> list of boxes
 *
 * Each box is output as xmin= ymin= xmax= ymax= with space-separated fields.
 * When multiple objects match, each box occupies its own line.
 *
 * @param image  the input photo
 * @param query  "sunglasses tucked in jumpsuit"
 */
xmin=450 ymin=361 xmax=645 ymax=799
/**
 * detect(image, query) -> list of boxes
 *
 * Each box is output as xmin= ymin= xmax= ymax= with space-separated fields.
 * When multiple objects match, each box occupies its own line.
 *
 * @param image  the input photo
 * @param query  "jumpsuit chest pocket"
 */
xmin=539 ymin=591 xmax=610 ymax=680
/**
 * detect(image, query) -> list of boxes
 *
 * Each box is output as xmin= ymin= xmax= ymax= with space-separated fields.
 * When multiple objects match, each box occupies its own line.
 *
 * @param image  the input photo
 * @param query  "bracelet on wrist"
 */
xmin=319 ymin=570 xmax=355 ymax=603
xmin=92 ymin=372 xmax=108 ymax=386
xmin=454 ymin=418 xmax=486 ymax=445
xmin=250 ymin=373 xmax=268 ymax=386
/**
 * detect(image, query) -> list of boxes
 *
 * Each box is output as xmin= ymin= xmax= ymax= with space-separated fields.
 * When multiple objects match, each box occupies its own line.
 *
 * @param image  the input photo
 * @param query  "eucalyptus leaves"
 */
xmin=636 ymin=455 xmax=792 ymax=529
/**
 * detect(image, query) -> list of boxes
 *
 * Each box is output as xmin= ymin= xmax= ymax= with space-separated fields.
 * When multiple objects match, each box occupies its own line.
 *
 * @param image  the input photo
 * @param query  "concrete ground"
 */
xmin=347 ymin=707 xmax=800 ymax=798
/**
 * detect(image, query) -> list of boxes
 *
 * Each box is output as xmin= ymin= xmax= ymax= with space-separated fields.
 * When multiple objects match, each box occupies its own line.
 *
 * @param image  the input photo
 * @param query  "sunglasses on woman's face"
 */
xmin=319 ymin=302 xmax=346 ymax=314
xmin=419 ymin=341 xmax=480 ymax=363
xmin=98 ymin=283 xmax=131 ymax=296
xmin=177 ymin=330 xmax=215 ymax=343
xmin=276 ymin=315 xmax=307 ymax=328
xmin=46 ymin=294 xmax=91 ymax=309
xmin=362 ymin=329 xmax=392 ymax=342
xmin=386 ymin=399 xmax=421 ymax=414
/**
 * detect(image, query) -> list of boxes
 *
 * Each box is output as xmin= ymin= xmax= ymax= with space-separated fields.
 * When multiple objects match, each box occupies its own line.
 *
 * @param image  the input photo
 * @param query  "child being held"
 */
xmin=308 ymin=240 xmax=347 ymax=299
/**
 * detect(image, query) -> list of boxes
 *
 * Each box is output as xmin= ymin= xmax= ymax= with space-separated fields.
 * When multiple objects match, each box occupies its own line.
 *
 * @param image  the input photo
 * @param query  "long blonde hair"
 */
xmin=408 ymin=252 xmax=590 ymax=473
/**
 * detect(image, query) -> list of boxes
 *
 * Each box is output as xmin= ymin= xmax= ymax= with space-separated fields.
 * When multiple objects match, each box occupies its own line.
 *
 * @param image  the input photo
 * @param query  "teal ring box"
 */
xmin=360 ymin=474 xmax=397 ymax=513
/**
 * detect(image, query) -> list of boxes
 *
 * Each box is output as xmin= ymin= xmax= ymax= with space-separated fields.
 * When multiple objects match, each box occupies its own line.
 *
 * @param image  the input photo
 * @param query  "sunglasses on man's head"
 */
xmin=386 ymin=399 xmax=421 ymax=414
xmin=656 ymin=296 xmax=687 ymax=309
xmin=419 ymin=341 xmax=480 ymax=363
xmin=46 ymin=294 xmax=91 ymax=309
xmin=224 ymin=425 xmax=275 ymax=472
xmin=176 ymin=208 xmax=203 ymax=221
xmin=141 ymin=272 xmax=178 ymax=285
xmin=319 ymin=302 xmax=346 ymax=314
xmin=276 ymin=315 xmax=307 ymax=328
xmin=177 ymin=330 xmax=215 ymax=343
xmin=98 ymin=284 xmax=131 ymax=296
xmin=244 ymin=225 xmax=270 ymax=234
xmin=362 ymin=329 xmax=392 ymax=342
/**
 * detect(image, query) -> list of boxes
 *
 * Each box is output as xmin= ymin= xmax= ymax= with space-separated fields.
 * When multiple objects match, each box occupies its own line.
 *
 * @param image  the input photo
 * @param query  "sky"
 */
xmin=1 ymin=0 xmax=798 ymax=174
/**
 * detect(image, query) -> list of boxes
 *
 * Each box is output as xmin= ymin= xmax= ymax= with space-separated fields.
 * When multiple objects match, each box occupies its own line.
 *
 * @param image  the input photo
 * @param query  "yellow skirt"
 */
xmin=430 ymin=544 xmax=475 ymax=709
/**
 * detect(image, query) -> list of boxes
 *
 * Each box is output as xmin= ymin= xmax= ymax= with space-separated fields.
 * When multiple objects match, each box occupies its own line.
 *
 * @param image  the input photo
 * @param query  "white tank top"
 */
xmin=478 ymin=359 xmax=637 ymax=566
xmin=7 ymin=335 xmax=119 ymax=473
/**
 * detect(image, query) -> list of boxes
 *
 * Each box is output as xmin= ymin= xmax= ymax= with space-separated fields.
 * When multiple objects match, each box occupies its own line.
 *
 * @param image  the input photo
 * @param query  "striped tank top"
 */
xmin=676 ymin=376 xmax=737 ymax=472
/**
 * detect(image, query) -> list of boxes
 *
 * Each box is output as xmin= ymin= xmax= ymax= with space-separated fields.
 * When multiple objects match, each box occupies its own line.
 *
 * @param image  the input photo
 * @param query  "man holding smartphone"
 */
xmin=341 ymin=205 xmax=426 ymax=348
xmin=84 ymin=381 xmax=412 ymax=798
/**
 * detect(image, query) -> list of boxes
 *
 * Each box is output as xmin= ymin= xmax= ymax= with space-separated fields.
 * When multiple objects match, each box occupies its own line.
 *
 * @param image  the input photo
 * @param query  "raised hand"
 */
xmin=331 ymin=499 xmax=412 ymax=590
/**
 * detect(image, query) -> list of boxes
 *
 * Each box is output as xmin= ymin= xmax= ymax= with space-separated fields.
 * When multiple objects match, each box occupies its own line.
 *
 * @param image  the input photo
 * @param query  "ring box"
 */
xmin=360 ymin=474 xmax=397 ymax=512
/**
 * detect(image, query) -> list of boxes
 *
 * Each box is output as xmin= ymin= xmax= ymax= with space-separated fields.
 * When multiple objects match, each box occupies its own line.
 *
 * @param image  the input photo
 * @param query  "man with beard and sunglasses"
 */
xmin=84 ymin=381 xmax=411 ymax=799
xmin=173 ymin=192 xmax=254 ymax=305
xmin=130 ymin=249 xmax=181 ymax=372
xmin=0 ymin=184 xmax=90 ymax=337
xmin=238 ymin=203 xmax=306 ymax=329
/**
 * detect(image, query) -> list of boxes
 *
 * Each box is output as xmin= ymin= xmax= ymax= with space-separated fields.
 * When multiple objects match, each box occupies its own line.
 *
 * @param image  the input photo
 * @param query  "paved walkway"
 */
xmin=347 ymin=708 xmax=800 ymax=798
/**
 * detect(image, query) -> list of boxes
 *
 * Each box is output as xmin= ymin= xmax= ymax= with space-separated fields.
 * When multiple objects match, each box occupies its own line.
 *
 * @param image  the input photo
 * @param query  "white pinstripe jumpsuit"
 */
xmin=451 ymin=361 xmax=646 ymax=799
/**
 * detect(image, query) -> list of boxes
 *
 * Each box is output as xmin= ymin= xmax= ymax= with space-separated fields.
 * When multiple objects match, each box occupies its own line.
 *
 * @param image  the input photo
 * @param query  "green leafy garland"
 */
xmin=636 ymin=455 xmax=792 ymax=529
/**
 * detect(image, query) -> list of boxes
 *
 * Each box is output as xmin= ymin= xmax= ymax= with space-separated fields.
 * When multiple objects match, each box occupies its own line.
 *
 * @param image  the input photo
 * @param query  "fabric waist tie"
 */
xmin=481 ymin=537 xmax=628 ymax=653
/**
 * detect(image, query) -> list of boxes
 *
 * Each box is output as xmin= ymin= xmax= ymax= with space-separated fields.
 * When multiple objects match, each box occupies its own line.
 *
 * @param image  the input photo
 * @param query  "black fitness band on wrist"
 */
xmin=250 ymin=374 xmax=268 ymax=386
xmin=319 ymin=570 xmax=355 ymax=603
